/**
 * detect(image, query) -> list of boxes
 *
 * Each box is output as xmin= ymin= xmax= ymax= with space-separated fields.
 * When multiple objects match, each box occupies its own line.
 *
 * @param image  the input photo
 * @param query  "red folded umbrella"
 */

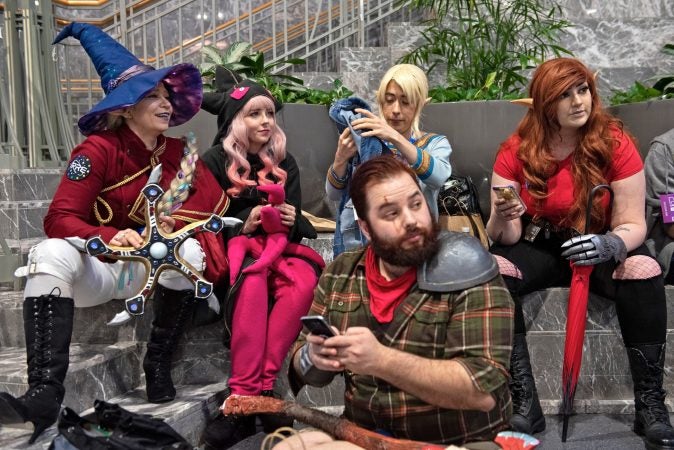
xmin=561 ymin=184 xmax=613 ymax=442
xmin=561 ymin=263 xmax=593 ymax=441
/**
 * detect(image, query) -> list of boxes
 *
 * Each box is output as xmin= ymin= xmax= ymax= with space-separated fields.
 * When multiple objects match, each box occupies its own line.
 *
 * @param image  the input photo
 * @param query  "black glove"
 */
xmin=560 ymin=232 xmax=627 ymax=266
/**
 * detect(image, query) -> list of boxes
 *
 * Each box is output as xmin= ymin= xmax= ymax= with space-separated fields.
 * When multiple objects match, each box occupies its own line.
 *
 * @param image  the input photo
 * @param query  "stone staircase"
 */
xmin=2 ymin=264 xmax=674 ymax=448
xmin=2 ymin=166 xmax=674 ymax=448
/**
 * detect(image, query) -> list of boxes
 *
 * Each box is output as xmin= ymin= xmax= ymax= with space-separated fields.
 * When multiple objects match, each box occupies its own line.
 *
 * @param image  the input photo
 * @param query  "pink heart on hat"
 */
xmin=231 ymin=86 xmax=249 ymax=100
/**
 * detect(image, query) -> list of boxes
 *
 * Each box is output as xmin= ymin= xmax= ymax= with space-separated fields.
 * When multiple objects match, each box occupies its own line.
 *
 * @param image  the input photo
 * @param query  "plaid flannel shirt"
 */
xmin=290 ymin=247 xmax=514 ymax=445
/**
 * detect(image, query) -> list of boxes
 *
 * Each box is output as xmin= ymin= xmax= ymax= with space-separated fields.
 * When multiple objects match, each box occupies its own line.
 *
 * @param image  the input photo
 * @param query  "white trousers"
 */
xmin=16 ymin=238 xmax=205 ymax=307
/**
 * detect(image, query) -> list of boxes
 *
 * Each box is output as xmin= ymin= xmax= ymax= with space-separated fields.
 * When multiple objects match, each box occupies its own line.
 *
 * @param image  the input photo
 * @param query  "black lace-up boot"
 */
xmin=143 ymin=286 xmax=196 ymax=403
xmin=627 ymin=343 xmax=674 ymax=449
xmin=0 ymin=291 xmax=74 ymax=443
xmin=202 ymin=388 xmax=256 ymax=449
xmin=509 ymin=333 xmax=545 ymax=434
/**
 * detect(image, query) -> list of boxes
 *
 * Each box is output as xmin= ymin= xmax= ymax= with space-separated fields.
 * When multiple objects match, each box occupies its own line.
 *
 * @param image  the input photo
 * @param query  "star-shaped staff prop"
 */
xmin=67 ymin=164 xmax=241 ymax=326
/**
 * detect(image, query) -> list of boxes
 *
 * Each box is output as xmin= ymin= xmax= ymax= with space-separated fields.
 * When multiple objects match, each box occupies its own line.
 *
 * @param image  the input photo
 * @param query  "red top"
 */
xmin=45 ymin=124 xmax=231 ymax=283
xmin=493 ymin=130 xmax=643 ymax=227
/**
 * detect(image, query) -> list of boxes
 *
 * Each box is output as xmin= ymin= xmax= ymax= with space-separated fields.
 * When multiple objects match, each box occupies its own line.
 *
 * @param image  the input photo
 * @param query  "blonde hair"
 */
xmin=106 ymin=113 xmax=125 ymax=131
xmin=375 ymin=64 xmax=428 ymax=136
xmin=156 ymin=134 xmax=199 ymax=216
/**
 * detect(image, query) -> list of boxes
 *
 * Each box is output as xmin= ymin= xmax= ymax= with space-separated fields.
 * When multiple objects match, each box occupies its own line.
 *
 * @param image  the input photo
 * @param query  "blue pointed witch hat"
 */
xmin=53 ymin=22 xmax=202 ymax=136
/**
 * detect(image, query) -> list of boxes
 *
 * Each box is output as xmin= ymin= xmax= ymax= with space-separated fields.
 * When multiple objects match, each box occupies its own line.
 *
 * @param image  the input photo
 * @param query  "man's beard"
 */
xmin=370 ymin=222 xmax=440 ymax=268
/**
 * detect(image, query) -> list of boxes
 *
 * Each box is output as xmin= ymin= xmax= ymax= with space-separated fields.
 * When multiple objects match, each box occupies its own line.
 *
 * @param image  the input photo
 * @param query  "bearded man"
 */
xmin=287 ymin=156 xmax=515 ymax=447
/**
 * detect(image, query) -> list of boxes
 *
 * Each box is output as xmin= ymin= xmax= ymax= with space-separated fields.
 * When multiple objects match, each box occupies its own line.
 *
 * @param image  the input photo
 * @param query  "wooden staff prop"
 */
xmin=223 ymin=395 xmax=446 ymax=450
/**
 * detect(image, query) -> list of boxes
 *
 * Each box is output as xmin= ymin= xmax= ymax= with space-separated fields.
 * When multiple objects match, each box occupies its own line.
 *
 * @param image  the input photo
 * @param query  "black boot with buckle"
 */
xmin=0 ymin=290 xmax=74 ymax=443
xmin=509 ymin=333 xmax=546 ymax=434
xmin=202 ymin=388 xmax=257 ymax=449
xmin=143 ymin=286 xmax=196 ymax=403
xmin=627 ymin=343 xmax=674 ymax=449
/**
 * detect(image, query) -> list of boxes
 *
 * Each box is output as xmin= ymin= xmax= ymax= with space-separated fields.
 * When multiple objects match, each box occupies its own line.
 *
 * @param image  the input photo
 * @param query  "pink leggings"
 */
xmin=228 ymin=256 xmax=318 ymax=395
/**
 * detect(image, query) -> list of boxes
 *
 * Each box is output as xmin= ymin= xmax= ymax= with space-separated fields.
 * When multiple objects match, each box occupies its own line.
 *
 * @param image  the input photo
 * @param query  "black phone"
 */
xmin=300 ymin=315 xmax=336 ymax=337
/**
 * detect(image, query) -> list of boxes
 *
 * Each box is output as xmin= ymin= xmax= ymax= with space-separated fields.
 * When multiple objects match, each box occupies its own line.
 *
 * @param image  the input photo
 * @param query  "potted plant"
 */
xmin=170 ymin=42 xmax=353 ymax=218
xmin=399 ymin=0 xmax=573 ymax=214
xmin=607 ymin=44 xmax=674 ymax=157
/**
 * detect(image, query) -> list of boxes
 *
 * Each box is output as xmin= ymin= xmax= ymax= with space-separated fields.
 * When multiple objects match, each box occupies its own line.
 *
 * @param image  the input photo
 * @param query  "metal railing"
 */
xmin=1 ymin=0 xmax=410 ymax=164
xmin=1 ymin=1 xmax=75 ymax=168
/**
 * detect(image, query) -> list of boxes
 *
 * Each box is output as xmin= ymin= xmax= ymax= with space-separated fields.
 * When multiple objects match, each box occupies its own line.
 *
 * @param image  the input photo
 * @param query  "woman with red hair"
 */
xmin=487 ymin=58 xmax=674 ymax=449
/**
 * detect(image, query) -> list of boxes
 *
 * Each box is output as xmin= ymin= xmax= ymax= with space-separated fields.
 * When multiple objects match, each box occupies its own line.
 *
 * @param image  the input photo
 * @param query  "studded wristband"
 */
xmin=299 ymin=344 xmax=315 ymax=376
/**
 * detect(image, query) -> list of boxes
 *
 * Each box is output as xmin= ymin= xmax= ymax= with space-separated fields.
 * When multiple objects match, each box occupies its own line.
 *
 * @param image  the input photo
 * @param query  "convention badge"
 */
xmin=66 ymin=155 xmax=91 ymax=181
xmin=660 ymin=194 xmax=674 ymax=224
xmin=524 ymin=222 xmax=541 ymax=242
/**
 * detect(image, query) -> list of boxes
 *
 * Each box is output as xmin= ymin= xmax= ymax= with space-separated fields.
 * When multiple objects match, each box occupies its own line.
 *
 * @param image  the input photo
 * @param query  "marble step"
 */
xmin=0 ymin=382 xmax=229 ymax=449
xmin=521 ymin=287 xmax=674 ymax=414
xmin=0 ymin=342 xmax=143 ymax=415
xmin=0 ymin=349 xmax=338 ymax=448
xmin=0 ymin=169 xmax=63 ymax=203
xmin=0 ymin=290 xmax=150 ymax=347
xmin=0 ymin=289 xmax=246 ymax=349
xmin=0 ymin=381 xmax=347 ymax=450
xmin=0 ymin=295 xmax=230 ymax=418
xmin=0 ymin=170 xmax=62 ymax=256
xmin=0 ymin=336 xmax=230 ymax=424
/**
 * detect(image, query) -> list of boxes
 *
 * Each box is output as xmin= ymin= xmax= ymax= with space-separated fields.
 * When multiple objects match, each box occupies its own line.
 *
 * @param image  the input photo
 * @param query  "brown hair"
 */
xmin=513 ymin=57 xmax=629 ymax=232
xmin=350 ymin=156 xmax=420 ymax=221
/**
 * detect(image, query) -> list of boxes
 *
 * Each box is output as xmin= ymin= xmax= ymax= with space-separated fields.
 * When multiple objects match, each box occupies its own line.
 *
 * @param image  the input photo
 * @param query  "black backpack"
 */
xmin=49 ymin=400 xmax=192 ymax=450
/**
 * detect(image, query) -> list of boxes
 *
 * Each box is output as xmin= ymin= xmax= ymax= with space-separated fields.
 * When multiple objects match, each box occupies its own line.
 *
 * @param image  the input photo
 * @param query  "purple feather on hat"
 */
xmin=53 ymin=22 xmax=203 ymax=136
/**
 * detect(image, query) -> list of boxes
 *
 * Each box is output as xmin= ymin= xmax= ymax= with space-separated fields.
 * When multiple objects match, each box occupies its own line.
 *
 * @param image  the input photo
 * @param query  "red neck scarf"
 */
xmin=365 ymin=247 xmax=417 ymax=324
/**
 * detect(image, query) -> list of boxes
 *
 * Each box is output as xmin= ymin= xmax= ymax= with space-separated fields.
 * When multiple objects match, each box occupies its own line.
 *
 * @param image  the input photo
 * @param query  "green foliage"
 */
xmin=609 ymin=81 xmax=667 ymax=105
xmin=609 ymin=44 xmax=674 ymax=105
xmin=401 ymin=0 xmax=572 ymax=101
xmin=428 ymin=71 xmax=524 ymax=101
xmin=200 ymin=43 xmax=352 ymax=106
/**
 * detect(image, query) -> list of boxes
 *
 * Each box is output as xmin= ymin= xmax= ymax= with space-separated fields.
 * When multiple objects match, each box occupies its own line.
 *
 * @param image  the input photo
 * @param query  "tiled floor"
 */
xmin=230 ymin=413 xmax=658 ymax=449
xmin=0 ymin=402 xmax=666 ymax=449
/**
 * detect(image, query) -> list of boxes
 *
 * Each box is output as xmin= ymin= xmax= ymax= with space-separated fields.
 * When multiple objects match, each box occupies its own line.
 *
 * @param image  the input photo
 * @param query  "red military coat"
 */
xmin=45 ymin=124 xmax=231 ymax=284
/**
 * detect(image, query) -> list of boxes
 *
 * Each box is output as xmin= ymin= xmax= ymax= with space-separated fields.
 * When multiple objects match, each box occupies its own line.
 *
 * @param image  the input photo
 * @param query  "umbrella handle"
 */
xmin=584 ymin=184 xmax=613 ymax=234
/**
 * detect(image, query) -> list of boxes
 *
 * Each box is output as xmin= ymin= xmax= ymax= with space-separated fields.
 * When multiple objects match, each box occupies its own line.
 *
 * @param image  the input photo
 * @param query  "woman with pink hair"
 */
xmin=200 ymin=73 xmax=324 ymax=448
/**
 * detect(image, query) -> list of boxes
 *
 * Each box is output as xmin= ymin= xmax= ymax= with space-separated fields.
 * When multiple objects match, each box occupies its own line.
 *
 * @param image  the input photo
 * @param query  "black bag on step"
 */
xmin=437 ymin=173 xmax=483 ymax=216
xmin=437 ymin=174 xmax=490 ymax=248
xmin=49 ymin=399 xmax=192 ymax=450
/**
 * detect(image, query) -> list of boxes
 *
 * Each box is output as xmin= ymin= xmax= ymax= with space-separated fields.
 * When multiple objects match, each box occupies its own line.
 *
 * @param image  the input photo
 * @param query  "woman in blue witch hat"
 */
xmin=0 ymin=23 xmax=231 ymax=443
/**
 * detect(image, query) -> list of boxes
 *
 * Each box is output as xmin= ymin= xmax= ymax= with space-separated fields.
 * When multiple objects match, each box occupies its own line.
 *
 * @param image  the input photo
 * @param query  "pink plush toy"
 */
xmin=227 ymin=184 xmax=325 ymax=284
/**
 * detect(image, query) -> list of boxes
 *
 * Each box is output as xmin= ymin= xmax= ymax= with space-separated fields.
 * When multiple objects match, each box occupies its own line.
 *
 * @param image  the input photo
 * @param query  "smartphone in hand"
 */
xmin=301 ymin=315 xmax=336 ymax=337
xmin=492 ymin=185 xmax=526 ymax=212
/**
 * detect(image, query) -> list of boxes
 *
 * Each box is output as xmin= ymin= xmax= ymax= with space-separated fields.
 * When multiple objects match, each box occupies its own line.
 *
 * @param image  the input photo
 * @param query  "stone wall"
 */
xmin=316 ymin=0 xmax=674 ymax=105
xmin=559 ymin=0 xmax=674 ymax=97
